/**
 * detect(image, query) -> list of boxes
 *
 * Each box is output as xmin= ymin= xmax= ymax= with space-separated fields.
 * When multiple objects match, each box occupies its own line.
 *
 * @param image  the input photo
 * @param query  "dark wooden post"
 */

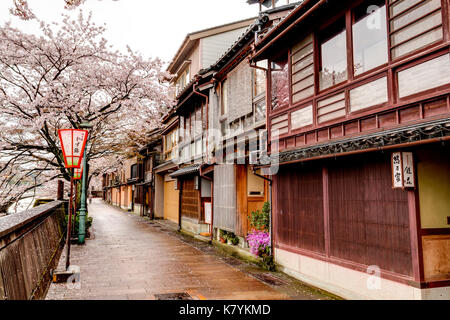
xmin=57 ymin=180 xmax=64 ymax=200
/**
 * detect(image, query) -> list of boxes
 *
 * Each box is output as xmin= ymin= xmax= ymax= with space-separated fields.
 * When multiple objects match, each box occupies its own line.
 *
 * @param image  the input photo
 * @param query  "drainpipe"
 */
xmin=252 ymin=167 xmax=273 ymax=256
xmin=199 ymin=164 xmax=214 ymax=241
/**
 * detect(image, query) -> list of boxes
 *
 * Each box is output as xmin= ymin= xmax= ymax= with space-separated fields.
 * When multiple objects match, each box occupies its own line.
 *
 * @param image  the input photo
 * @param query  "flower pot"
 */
xmin=220 ymin=237 xmax=226 ymax=243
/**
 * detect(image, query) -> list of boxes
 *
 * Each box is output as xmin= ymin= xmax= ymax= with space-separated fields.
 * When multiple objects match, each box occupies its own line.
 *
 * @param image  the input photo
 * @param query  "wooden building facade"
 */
xmin=251 ymin=0 xmax=450 ymax=299
xmin=200 ymin=6 xmax=297 ymax=241
xmin=167 ymin=18 xmax=257 ymax=236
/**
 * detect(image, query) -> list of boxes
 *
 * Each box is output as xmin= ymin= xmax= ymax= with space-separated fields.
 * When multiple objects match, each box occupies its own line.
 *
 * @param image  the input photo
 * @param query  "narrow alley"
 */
xmin=46 ymin=199 xmax=335 ymax=300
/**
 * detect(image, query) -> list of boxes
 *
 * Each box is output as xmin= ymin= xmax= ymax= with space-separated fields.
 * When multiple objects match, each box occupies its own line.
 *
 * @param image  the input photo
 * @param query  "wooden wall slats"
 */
xmin=276 ymin=163 xmax=325 ymax=253
xmin=328 ymin=153 xmax=413 ymax=276
xmin=275 ymin=153 xmax=414 ymax=277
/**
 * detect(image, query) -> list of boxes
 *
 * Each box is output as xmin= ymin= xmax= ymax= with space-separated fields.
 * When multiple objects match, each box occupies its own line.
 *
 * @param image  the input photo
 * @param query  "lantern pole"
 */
xmin=78 ymin=121 xmax=92 ymax=244
xmin=72 ymin=180 xmax=77 ymax=237
xmin=65 ymin=169 xmax=74 ymax=270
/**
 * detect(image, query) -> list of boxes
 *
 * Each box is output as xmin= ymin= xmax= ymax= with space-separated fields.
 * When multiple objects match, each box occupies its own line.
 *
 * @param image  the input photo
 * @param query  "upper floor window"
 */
xmin=253 ymin=65 xmax=266 ymax=98
xmin=221 ymin=80 xmax=228 ymax=115
xmin=352 ymin=1 xmax=388 ymax=76
xmin=164 ymin=128 xmax=178 ymax=160
xmin=130 ymin=164 xmax=138 ymax=179
xmin=270 ymin=55 xmax=289 ymax=110
xmin=175 ymin=68 xmax=190 ymax=96
xmin=319 ymin=18 xmax=347 ymax=90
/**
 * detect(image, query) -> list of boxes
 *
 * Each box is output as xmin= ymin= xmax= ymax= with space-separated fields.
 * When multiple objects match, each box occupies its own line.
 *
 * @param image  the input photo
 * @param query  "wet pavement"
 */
xmin=46 ymin=199 xmax=337 ymax=300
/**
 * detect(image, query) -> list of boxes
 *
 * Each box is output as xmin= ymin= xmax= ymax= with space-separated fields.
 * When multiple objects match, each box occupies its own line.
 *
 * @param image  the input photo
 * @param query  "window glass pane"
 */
xmin=254 ymin=68 xmax=266 ymax=97
xmin=398 ymin=54 xmax=450 ymax=98
xmin=255 ymin=100 xmax=266 ymax=123
xmin=271 ymin=55 xmax=289 ymax=110
xmin=353 ymin=3 xmax=388 ymax=76
xmin=319 ymin=19 xmax=347 ymax=90
xmin=350 ymin=76 xmax=388 ymax=112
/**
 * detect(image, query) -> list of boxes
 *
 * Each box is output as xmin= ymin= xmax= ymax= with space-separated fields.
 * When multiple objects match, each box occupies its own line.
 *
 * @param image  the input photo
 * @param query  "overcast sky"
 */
xmin=0 ymin=0 xmax=259 ymax=64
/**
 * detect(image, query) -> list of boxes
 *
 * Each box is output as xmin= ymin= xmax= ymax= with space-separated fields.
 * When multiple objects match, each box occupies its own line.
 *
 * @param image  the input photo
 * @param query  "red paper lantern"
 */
xmin=58 ymin=129 xmax=89 ymax=168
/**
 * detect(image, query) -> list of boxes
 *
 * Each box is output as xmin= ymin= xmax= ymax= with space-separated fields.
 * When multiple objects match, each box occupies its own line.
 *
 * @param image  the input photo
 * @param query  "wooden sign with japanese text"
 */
xmin=391 ymin=152 xmax=415 ymax=189
xmin=402 ymin=152 xmax=415 ymax=188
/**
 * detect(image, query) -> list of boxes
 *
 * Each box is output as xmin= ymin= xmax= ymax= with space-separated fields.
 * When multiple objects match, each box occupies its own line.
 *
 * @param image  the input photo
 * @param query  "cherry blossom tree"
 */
xmin=0 ymin=11 xmax=171 ymax=212
xmin=10 ymin=0 xmax=115 ymax=20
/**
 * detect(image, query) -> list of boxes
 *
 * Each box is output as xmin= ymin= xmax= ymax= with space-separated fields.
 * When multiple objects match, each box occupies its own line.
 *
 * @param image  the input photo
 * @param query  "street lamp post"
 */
xmin=58 ymin=129 xmax=89 ymax=270
xmin=72 ymin=162 xmax=83 ymax=237
xmin=78 ymin=121 xmax=93 ymax=245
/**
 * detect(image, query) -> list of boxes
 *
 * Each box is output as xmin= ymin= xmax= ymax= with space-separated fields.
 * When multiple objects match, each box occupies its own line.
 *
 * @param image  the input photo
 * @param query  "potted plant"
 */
xmin=246 ymin=201 xmax=275 ymax=270
xmin=226 ymin=232 xmax=239 ymax=246
xmin=219 ymin=229 xmax=227 ymax=243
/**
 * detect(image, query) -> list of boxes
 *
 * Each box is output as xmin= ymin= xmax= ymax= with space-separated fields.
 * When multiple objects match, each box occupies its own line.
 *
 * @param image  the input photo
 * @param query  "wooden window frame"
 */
xmin=164 ymin=128 xmax=178 ymax=161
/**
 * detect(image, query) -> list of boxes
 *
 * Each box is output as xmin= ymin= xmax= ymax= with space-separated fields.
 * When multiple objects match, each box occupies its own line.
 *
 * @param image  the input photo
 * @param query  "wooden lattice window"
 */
xmin=291 ymin=34 xmax=314 ymax=104
xmin=389 ymin=0 xmax=443 ymax=59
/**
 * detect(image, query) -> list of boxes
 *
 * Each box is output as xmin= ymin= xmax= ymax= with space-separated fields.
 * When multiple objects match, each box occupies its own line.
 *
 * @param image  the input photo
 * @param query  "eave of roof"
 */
xmin=167 ymin=16 xmax=257 ymax=74
xmin=203 ymin=2 xmax=299 ymax=78
xmin=169 ymin=164 xmax=201 ymax=178
xmin=268 ymin=118 xmax=450 ymax=165
xmin=251 ymin=0 xmax=331 ymax=61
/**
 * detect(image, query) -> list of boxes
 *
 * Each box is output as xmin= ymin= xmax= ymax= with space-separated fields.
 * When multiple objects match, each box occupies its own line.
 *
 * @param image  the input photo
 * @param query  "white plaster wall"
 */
xmin=274 ymin=248 xmax=450 ymax=300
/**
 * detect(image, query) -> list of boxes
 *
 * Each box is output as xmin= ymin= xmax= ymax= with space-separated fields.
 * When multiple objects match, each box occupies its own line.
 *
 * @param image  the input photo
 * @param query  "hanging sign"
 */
xmin=391 ymin=152 xmax=415 ymax=189
xmin=204 ymin=202 xmax=212 ymax=225
xmin=402 ymin=152 xmax=415 ymax=188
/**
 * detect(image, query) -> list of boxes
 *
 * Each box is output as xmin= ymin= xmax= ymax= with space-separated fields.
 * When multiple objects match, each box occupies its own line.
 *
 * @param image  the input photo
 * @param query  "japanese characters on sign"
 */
xmin=402 ymin=152 xmax=415 ymax=188
xmin=392 ymin=152 xmax=403 ymax=188
xmin=391 ymin=152 xmax=415 ymax=189
xmin=58 ymin=129 xmax=89 ymax=168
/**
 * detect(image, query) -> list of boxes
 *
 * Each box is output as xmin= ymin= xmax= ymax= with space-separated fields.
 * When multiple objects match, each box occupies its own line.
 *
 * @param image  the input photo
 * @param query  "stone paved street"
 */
xmin=46 ymin=199 xmax=336 ymax=300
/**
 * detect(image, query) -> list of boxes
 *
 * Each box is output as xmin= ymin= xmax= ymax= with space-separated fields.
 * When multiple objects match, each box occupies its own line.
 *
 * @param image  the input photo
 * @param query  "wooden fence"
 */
xmin=0 ymin=201 xmax=66 ymax=300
